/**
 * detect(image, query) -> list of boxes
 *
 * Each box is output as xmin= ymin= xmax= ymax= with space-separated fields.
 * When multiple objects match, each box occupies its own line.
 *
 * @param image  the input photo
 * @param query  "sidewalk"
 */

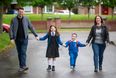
xmin=0 ymin=32 xmax=116 ymax=78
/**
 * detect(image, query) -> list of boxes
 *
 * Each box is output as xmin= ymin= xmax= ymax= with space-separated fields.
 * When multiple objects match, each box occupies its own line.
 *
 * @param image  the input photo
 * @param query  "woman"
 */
xmin=39 ymin=25 xmax=63 ymax=71
xmin=86 ymin=15 xmax=110 ymax=72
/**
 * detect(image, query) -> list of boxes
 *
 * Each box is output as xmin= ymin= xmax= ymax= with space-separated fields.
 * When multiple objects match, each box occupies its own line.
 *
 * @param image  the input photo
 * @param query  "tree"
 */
xmin=57 ymin=0 xmax=76 ymax=21
xmin=80 ymin=0 xmax=97 ymax=19
xmin=0 ymin=0 xmax=33 ymax=33
xmin=102 ymin=0 xmax=116 ymax=19
xmin=32 ymin=0 xmax=54 ymax=20
xmin=0 ymin=0 xmax=12 ymax=33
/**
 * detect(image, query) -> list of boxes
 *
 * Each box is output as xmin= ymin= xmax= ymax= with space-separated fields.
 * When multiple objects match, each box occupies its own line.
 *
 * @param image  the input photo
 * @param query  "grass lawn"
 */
xmin=3 ymin=14 xmax=116 ymax=24
xmin=0 ymin=33 xmax=11 ymax=53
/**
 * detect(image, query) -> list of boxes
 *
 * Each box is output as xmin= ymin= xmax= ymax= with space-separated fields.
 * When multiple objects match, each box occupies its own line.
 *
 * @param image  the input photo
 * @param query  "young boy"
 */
xmin=63 ymin=33 xmax=86 ymax=70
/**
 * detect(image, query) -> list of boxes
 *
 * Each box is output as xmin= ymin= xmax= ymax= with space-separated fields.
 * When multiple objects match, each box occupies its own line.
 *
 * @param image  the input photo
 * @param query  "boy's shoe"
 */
xmin=18 ymin=67 xmax=29 ymax=72
xmin=47 ymin=65 xmax=51 ymax=71
xmin=52 ymin=66 xmax=55 ymax=71
xmin=70 ymin=66 xmax=75 ymax=70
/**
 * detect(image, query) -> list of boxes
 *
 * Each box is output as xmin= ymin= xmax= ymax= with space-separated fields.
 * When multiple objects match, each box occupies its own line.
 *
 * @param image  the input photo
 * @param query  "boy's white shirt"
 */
xmin=71 ymin=40 xmax=77 ymax=42
xmin=63 ymin=39 xmax=77 ymax=47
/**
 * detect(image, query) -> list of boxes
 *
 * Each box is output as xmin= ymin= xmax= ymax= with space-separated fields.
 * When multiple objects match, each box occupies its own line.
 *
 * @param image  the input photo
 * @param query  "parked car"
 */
xmin=114 ymin=11 xmax=116 ymax=15
xmin=54 ymin=10 xmax=74 ymax=15
xmin=2 ymin=23 xmax=10 ymax=33
xmin=7 ymin=10 xmax=18 ymax=14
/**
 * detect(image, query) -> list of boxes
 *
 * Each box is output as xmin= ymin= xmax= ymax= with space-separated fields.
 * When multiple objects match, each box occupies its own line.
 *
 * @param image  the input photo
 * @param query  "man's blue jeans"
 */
xmin=92 ymin=43 xmax=106 ymax=69
xmin=15 ymin=39 xmax=28 ymax=68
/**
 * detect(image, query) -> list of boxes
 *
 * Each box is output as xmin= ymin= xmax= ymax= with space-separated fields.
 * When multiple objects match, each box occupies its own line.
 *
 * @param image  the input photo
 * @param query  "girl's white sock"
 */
xmin=48 ymin=59 xmax=52 ymax=66
xmin=52 ymin=59 xmax=56 ymax=66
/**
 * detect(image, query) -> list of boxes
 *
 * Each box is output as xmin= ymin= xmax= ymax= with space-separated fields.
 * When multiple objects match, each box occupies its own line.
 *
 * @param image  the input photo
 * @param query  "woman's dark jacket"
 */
xmin=86 ymin=25 xmax=109 ymax=44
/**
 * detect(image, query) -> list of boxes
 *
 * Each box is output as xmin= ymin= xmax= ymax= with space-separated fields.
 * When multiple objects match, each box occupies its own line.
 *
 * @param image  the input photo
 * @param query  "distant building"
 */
xmin=78 ymin=4 xmax=115 ymax=15
xmin=6 ymin=0 xmax=116 ymax=15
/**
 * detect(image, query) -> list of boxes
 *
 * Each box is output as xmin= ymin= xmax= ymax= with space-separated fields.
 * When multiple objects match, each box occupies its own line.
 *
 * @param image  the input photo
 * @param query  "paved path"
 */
xmin=0 ymin=32 xmax=116 ymax=78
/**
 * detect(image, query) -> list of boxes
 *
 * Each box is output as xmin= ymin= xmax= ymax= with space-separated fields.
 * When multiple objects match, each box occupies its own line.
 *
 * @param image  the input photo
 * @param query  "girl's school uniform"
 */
xmin=39 ymin=33 xmax=63 ymax=58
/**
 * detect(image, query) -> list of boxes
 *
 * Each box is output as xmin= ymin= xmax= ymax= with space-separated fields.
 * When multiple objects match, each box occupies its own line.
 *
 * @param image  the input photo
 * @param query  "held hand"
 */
xmin=11 ymin=39 xmax=15 ymax=44
xmin=62 ymin=43 xmax=66 ymax=47
xmin=108 ymin=41 xmax=116 ymax=46
xmin=35 ymin=36 xmax=39 ymax=40
xmin=85 ymin=42 xmax=89 ymax=46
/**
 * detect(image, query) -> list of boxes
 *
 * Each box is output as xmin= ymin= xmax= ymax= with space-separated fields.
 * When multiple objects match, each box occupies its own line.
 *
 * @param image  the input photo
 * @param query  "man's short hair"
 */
xmin=18 ymin=7 xmax=24 ymax=10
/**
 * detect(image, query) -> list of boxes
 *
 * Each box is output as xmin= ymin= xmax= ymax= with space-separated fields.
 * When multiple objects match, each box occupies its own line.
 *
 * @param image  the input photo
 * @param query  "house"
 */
xmin=7 ymin=0 xmax=116 ymax=15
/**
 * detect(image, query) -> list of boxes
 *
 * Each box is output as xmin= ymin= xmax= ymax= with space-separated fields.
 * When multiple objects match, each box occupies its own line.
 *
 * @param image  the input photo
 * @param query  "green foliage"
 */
xmin=81 ymin=0 xmax=97 ymax=7
xmin=15 ymin=0 xmax=33 ymax=7
xmin=32 ymin=0 xmax=46 ymax=8
xmin=32 ymin=0 xmax=54 ymax=7
xmin=0 ymin=0 xmax=12 ymax=6
xmin=0 ymin=33 xmax=10 ymax=52
xmin=58 ymin=0 xmax=76 ymax=10
xmin=102 ymin=0 xmax=116 ymax=8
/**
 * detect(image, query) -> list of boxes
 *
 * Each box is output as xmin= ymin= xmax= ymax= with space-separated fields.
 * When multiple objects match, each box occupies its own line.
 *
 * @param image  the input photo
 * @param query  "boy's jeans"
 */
xmin=69 ymin=51 xmax=78 ymax=67
xmin=92 ymin=43 xmax=106 ymax=69
xmin=15 ymin=39 xmax=28 ymax=68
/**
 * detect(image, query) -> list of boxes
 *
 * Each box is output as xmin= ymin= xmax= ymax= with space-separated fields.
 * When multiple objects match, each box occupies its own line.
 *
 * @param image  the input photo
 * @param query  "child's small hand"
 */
xmin=62 ymin=43 xmax=66 ymax=47
xmin=35 ymin=36 xmax=39 ymax=40
xmin=85 ymin=42 xmax=89 ymax=46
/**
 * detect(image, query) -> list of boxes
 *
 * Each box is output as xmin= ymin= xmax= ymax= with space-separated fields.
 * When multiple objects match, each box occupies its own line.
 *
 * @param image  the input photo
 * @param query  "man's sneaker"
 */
xmin=52 ymin=66 xmax=55 ymax=71
xmin=18 ymin=68 xmax=24 ymax=72
xmin=94 ymin=69 xmax=98 ymax=72
xmin=23 ymin=67 xmax=29 ymax=71
xmin=18 ymin=67 xmax=29 ymax=72
xmin=47 ymin=65 xmax=51 ymax=71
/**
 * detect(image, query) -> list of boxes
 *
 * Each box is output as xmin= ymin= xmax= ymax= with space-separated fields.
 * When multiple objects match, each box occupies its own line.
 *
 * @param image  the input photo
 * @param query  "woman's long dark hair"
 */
xmin=48 ymin=25 xmax=60 ymax=36
xmin=94 ymin=15 xmax=103 ymax=25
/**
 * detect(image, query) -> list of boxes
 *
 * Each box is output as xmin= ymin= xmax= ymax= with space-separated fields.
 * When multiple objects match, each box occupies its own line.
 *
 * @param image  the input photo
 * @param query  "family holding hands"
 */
xmin=10 ymin=7 xmax=110 ymax=73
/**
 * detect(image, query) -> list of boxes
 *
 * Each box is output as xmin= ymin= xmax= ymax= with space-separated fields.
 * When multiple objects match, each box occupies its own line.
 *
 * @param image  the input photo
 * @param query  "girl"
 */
xmin=63 ymin=33 xmax=86 ymax=70
xmin=39 ymin=25 xmax=63 ymax=71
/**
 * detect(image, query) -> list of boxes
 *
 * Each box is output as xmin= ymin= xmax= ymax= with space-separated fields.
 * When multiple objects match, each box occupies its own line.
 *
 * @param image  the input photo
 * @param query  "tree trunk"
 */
xmin=0 ymin=6 xmax=3 ymax=34
xmin=68 ymin=8 xmax=71 ymax=23
xmin=111 ymin=7 xmax=114 ymax=20
xmin=41 ymin=7 xmax=44 ymax=21
xmin=88 ymin=6 xmax=90 ymax=19
xmin=69 ymin=10 xmax=71 ymax=21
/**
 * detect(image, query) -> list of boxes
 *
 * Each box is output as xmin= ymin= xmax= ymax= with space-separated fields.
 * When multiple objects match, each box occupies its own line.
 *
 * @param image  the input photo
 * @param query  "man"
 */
xmin=9 ymin=7 xmax=39 ymax=72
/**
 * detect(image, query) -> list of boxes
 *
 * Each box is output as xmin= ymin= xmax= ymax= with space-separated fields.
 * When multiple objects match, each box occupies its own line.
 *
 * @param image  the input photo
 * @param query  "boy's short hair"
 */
xmin=72 ymin=33 xmax=77 ymax=37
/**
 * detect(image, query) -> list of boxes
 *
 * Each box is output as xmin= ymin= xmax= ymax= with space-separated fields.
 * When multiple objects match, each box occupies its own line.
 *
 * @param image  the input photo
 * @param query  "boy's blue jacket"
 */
xmin=39 ymin=33 xmax=63 ymax=47
xmin=65 ymin=40 xmax=85 ymax=53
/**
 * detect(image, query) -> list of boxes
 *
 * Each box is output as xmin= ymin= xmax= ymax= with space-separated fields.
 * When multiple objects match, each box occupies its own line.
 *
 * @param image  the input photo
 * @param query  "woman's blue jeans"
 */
xmin=92 ymin=43 xmax=106 ymax=69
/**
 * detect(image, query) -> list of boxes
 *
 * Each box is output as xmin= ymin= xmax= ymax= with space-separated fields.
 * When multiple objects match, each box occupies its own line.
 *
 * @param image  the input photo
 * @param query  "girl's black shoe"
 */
xmin=47 ymin=65 xmax=51 ymax=71
xmin=52 ymin=66 xmax=55 ymax=71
